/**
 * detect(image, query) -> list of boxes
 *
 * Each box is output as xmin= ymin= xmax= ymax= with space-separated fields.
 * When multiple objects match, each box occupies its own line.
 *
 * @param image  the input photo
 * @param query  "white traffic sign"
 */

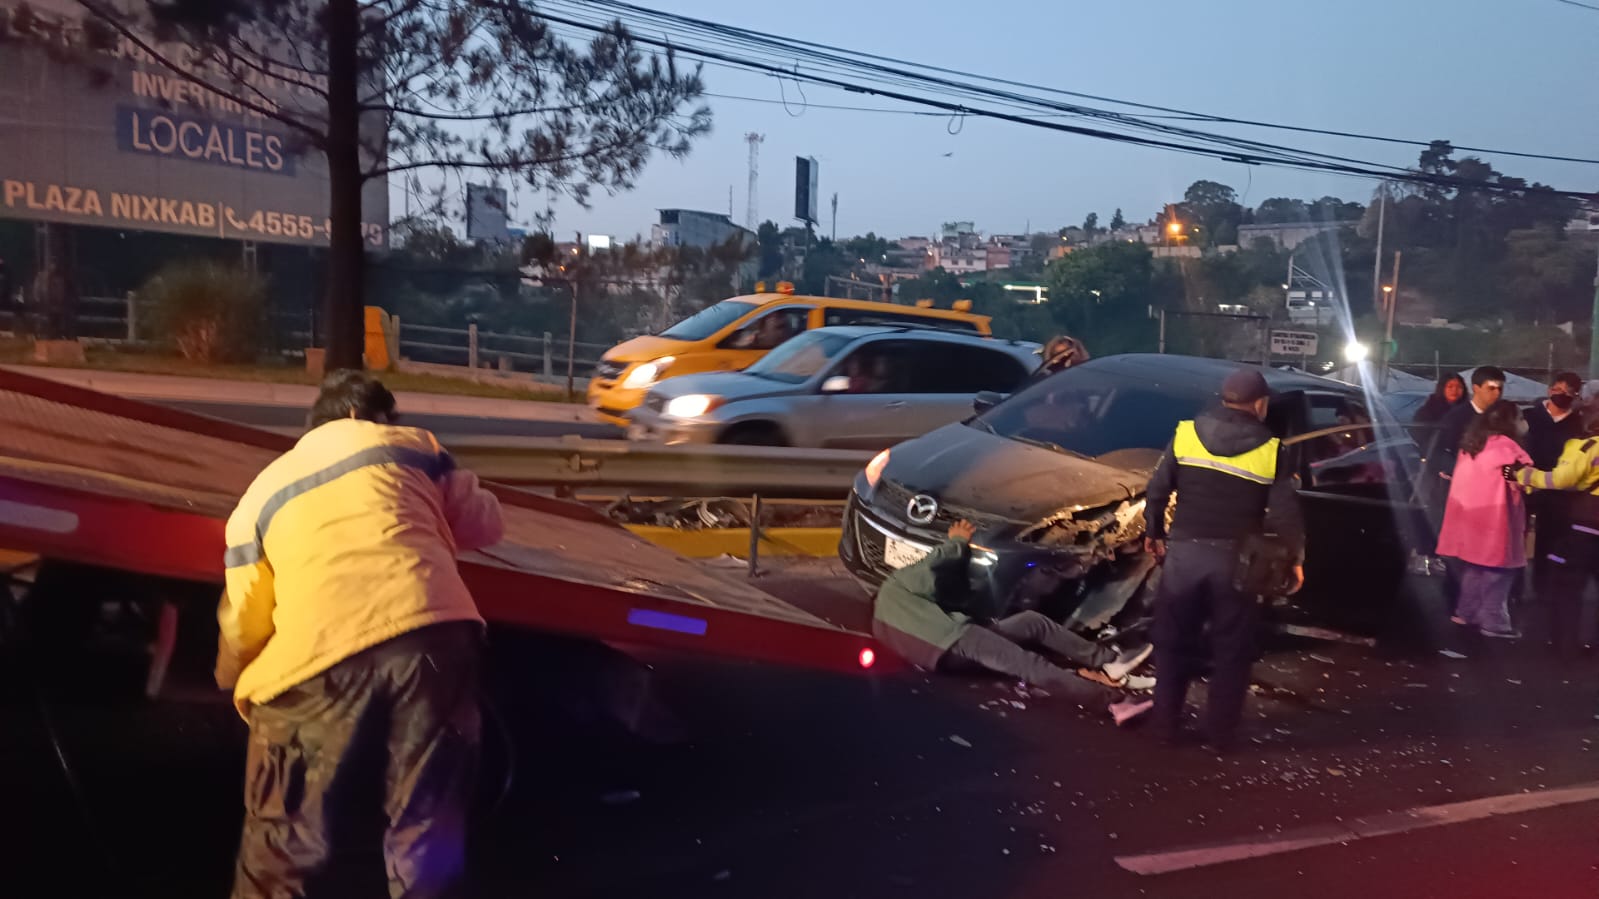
xmin=1270 ymin=330 xmax=1319 ymax=357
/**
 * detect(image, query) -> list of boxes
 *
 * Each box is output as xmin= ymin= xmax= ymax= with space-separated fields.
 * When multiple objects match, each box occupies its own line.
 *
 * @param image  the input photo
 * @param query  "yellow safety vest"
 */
xmin=1172 ymin=420 xmax=1279 ymax=485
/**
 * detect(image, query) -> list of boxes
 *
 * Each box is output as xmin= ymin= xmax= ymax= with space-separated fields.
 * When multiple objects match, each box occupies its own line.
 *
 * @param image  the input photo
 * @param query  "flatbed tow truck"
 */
xmin=0 ymin=367 xmax=884 ymax=692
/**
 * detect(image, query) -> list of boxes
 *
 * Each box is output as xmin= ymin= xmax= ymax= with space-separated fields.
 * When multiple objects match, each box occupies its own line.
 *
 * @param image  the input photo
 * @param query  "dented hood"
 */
xmin=882 ymin=422 xmax=1151 ymax=524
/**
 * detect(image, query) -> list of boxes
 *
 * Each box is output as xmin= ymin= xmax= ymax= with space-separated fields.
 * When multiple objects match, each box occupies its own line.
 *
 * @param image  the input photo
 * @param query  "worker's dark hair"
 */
xmin=308 ymin=369 xmax=397 ymax=428
xmin=1460 ymin=400 xmax=1521 ymax=458
xmin=1471 ymin=365 xmax=1506 ymax=388
xmin=1552 ymin=371 xmax=1583 ymax=393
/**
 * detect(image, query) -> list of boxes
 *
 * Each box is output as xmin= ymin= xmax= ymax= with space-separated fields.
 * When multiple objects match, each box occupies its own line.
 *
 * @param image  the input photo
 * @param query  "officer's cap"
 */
xmin=1222 ymin=369 xmax=1272 ymax=404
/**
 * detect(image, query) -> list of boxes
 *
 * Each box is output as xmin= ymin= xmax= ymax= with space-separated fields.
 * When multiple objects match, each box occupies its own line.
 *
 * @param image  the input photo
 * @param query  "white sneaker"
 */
xmin=1103 ymin=644 xmax=1154 ymax=682
xmin=1122 ymin=674 xmax=1156 ymax=692
xmin=1109 ymin=698 xmax=1154 ymax=726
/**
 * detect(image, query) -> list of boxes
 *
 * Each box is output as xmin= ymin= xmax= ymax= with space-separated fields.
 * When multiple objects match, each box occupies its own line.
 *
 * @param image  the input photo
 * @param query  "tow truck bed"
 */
xmin=0 ymin=368 xmax=877 ymax=673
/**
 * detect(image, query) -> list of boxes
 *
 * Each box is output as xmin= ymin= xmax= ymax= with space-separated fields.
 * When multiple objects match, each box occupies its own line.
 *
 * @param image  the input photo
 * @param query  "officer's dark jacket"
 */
xmin=1144 ymin=404 xmax=1306 ymax=559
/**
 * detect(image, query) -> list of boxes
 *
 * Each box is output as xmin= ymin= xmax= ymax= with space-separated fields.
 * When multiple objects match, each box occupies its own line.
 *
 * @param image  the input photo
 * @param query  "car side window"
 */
xmin=721 ymin=307 xmax=810 ymax=350
xmin=822 ymin=307 xmax=979 ymax=332
xmin=830 ymin=340 xmax=918 ymax=394
xmin=908 ymin=345 xmax=1028 ymax=394
xmin=1299 ymin=393 xmax=1386 ymax=487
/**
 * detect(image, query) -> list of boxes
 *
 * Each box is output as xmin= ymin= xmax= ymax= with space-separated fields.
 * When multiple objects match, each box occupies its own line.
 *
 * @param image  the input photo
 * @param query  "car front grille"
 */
xmin=594 ymin=360 xmax=626 ymax=381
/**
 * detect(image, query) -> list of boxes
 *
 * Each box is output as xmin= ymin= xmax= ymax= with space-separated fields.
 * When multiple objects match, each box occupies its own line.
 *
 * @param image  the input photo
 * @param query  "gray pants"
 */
xmin=943 ymin=611 xmax=1116 ymax=703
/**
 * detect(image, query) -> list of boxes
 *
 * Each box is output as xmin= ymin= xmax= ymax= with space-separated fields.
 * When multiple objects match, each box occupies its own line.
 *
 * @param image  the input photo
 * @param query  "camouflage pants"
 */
xmin=232 ymin=622 xmax=483 ymax=899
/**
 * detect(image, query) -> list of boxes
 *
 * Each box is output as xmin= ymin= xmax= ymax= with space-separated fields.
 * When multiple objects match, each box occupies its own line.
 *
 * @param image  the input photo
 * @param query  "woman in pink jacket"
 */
xmin=1436 ymin=401 xmax=1532 ymax=638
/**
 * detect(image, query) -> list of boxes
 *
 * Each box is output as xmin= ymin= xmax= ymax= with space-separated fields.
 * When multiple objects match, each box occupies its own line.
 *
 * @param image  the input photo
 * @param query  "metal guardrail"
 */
xmin=395 ymin=319 xmax=610 ymax=378
xmin=448 ymin=436 xmax=874 ymax=499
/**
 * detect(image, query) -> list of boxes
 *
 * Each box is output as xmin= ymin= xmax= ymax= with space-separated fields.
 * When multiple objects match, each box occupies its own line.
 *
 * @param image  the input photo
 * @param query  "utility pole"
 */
xmin=1381 ymin=250 xmax=1401 ymax=390
xmin=1590 ymin=242 xmax=1599 ymax=380
xmin=1371 ymin=183 xmax=1387 ymax=315
xmin=830 ymin=192 xmax=838 ymax=242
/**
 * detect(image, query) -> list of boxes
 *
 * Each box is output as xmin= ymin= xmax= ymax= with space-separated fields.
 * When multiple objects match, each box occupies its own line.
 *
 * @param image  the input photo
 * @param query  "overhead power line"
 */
xmin=575 ymin=0 xmax=1599 ymax=168
xmin=534 ymin=2 xmax=1597 ymax=198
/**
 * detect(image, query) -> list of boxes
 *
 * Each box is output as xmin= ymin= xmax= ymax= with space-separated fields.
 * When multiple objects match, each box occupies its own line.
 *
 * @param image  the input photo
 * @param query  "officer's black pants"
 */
xmin=1152 ymin=540 xmax=1260 ymax=749
xmin=1545 ymin=519 xmax=1599 ymax=658
xmin=233 ymin=622 xmax=482 ymax=899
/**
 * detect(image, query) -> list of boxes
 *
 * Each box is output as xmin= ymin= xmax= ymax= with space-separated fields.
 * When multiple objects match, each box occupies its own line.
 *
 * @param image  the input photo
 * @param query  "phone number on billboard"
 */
xmin=220 ymin=204 xmax=385 ymax=246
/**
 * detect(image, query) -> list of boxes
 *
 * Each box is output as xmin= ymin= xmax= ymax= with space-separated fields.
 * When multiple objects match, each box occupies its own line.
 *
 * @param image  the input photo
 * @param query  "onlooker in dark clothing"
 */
xmin=1429 ymin=367 xmax=1506 ymax=480
xmin=1415 ymin=373 xmax=1466 ymax=424
xmin=1144 ymin=368 xmax=1306 ymax=752
xmin=871 ymin=519 xmax=1154 ymax=723
xmin=1524 ymin=372 xmax=1585 ymax=470
xmin=1523 ymin=372 xmax=1585 ymax=604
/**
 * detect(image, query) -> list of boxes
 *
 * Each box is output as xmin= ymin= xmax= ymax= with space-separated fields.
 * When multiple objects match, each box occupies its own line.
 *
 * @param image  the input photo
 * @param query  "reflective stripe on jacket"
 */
xmin=1172 ymin=420 xmax=1279 ymax=484
xmin=218 ymin=419 xmax=504 ymax=717
xmin=1516 ymin=437 xmax=1599 ymax=496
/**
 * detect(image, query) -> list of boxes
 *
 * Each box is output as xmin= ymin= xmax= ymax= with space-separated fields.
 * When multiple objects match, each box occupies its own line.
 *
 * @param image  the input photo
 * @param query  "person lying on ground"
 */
xmin=871 ymin=519 xmax=1153 ymax=724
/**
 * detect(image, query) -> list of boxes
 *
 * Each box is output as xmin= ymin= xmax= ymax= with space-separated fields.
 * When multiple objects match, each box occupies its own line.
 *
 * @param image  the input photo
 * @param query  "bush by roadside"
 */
xmin=139 ymin=261 xmax=267 ymax=364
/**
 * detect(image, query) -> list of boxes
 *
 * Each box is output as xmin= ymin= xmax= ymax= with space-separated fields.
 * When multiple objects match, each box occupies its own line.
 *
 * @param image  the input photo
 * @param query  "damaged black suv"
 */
xmin=839 ymin=355 xmax=1431 ymax=635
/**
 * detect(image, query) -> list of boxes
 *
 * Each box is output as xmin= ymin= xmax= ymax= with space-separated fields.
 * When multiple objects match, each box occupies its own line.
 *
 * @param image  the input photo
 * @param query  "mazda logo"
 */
xmin=906 ymin=494 xmax=940 ymax=525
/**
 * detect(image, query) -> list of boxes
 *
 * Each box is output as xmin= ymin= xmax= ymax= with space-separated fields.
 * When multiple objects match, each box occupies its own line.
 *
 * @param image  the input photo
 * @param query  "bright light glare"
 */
xmin=864 ymin=449 xmax=891 ymax=488
xmin=664 ymin=394 xmax=716 ymax=418
xmin=1167 ymin=222 xmax=1182 ymax=235
xmin=1343 ymin=342 xmax=1370 ymax=363
xmin=858 ymin=648 xmax=876 ymax=669
xmin=621 ymin=356 xmax=675 ymax=389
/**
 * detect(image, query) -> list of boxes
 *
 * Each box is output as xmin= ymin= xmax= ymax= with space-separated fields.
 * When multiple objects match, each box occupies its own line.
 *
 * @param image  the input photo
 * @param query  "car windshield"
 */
xmin=743 ymin=330 xmax=854 ymax=383
xmin=974 ymin=367 xmax=1209 ymax=458
xmin=658 ymin=300 xmax=758 ymax=340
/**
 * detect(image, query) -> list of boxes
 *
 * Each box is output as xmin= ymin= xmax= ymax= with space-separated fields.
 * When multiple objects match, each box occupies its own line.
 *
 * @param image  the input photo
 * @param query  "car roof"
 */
xmin=810 ymin=325 xmax=1039 ymax=359
xmin=733 ymin=293 xmax=991 ymax=324
xmin=1073 ymin=354 xmax=1362 ymax=397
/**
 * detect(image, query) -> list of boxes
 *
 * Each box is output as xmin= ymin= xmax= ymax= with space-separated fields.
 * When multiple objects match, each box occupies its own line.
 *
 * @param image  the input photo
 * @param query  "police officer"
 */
xmin=1508 ymin=410 xmax=1599 ymax=658
xmin=1143 ymin=368 xmax=1305 ymax=752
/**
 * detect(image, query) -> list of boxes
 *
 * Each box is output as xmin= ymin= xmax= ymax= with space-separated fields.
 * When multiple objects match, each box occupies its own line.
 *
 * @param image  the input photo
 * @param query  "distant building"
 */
xmin=651 ymin=209 xmax=753 ymax=249
xmin=1237 ymin=221 xmax=1356 ymax=251
xmin=930 ymin=245 xmax=987 ymax=275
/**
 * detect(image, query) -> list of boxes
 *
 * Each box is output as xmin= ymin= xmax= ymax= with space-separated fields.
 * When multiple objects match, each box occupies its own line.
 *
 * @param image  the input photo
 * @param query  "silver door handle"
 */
xmin=884 ymin=401 xmax=907 ymax=409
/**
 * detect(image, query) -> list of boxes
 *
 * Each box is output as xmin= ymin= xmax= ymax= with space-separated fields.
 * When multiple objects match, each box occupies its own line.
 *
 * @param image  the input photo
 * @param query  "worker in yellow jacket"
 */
xmin=1506 ymin=414 xmax=1599 ymax=658
xmin=217 ymin=370 xmax=504 ymax=899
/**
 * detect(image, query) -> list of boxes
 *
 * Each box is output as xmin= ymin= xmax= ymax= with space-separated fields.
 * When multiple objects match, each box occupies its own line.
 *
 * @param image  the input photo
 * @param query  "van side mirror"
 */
xmin=821 ymin=375 xmax=851 ymax=394
xmin=973 ymin=390 xmax=1005 ymax=413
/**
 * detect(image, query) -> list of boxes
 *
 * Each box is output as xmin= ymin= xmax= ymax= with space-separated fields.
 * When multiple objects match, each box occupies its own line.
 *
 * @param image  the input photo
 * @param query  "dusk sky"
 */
xmin=493 ymin=0 xmax=1599 ymax=242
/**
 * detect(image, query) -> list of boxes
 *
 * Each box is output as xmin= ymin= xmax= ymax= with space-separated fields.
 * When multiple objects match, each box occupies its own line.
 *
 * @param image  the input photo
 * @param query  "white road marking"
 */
xmin=1115 ymin=781 xmax=1599 ymax=876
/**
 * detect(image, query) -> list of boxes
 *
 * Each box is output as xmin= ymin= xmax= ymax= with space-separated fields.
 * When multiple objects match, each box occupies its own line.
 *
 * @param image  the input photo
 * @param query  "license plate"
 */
xmin=883 ymin=536 xmax=930 ymax=569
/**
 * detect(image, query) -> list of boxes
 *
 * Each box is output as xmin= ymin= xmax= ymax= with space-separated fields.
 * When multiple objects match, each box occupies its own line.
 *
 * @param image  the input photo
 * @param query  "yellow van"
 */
xmin=586 ymin=286 xmax=992 ymax=424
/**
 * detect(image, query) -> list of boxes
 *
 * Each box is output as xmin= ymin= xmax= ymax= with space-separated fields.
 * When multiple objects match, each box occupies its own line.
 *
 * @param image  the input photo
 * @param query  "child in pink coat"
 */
xmin=1436 ymin=401 xmax=1532 ymax=638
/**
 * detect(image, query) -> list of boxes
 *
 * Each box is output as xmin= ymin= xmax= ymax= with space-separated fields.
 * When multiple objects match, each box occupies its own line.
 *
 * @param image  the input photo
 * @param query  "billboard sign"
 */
xmin=465 ymin=183 xmax=509 ymax=243
xmin=794 ymin=156 xmax=818 ymax=224
xmin=1269 ymin=329 xmax=1320 ymax=357
xmin=0 ymin=0 xmax=388 ymax=248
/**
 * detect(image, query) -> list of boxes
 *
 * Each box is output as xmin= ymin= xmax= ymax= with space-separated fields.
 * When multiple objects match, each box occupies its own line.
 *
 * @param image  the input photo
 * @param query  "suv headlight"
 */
xmin=622 ymin=356 xmax=675 ymax=389
xmin=664 ymin=394 xmax=721 ymax=418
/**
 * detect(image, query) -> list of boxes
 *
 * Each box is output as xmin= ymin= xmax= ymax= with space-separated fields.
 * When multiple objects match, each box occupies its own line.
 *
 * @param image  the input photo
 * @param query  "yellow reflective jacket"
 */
xmin=218 ymin=419 xmax=504 ymax=717
xmin=1516 ymin=436 xmax=1599 ymax=496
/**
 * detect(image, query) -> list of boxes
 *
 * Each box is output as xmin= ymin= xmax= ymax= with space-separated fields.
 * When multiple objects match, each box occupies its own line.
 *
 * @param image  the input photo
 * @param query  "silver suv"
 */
xmin=626 ymin=326 xmax=1041 ymax=448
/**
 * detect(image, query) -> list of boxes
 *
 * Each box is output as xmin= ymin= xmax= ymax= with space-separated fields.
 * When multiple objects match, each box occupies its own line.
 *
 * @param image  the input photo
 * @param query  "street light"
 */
xmin=1344 ymin=341 xmax=1370 ymax=363
xmin=1166 ymin=221 xmax=1183 ymax=236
